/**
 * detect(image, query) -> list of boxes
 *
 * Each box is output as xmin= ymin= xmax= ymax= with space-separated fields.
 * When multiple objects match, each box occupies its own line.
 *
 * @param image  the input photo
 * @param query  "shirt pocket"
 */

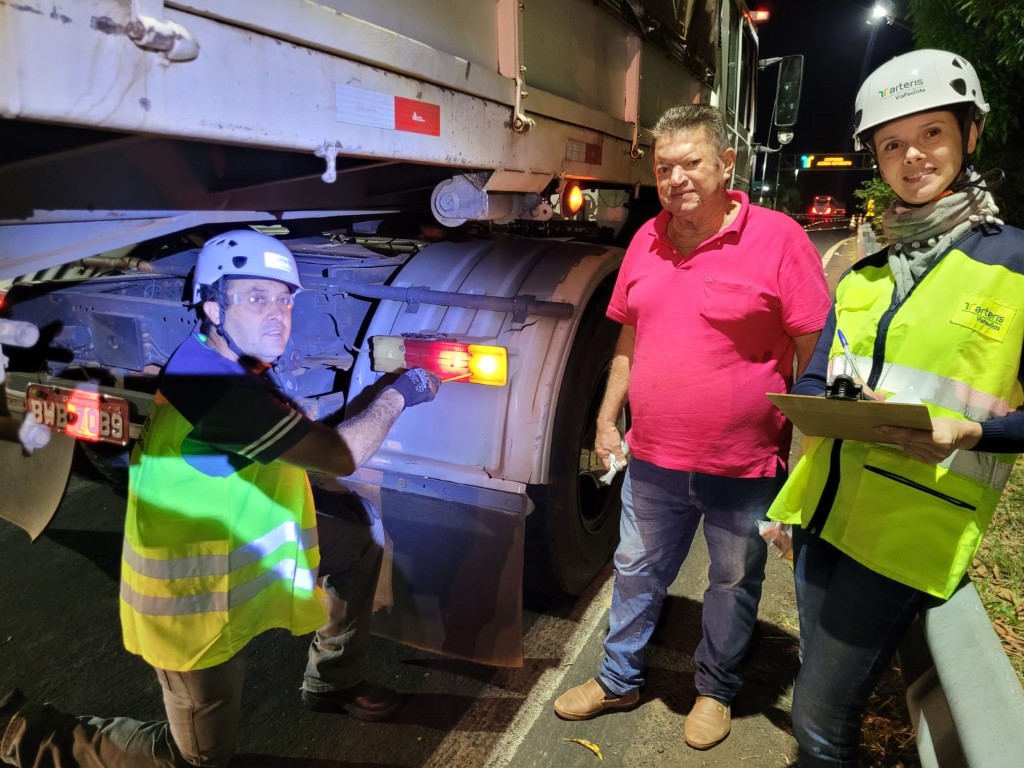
xmin=700 ymin=277 xmax=752 ymax=327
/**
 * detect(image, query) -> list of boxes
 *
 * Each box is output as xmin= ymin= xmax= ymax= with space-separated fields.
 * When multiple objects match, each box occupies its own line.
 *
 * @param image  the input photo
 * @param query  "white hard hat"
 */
xmin=192 ymin=229 xmax=302 ymax=303
xmin=853 ymin=49 xmax=989 ymax=151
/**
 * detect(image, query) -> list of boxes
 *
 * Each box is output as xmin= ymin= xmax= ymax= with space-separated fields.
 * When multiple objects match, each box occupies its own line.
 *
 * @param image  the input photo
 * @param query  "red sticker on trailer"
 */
xmin=394 ymin=96 xmax=441 ymax=136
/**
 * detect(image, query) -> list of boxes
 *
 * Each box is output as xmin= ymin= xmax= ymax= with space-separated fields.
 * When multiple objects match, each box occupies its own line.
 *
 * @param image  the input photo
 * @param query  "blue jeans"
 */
xmin=791 ymin=527 xmax=927 ymax=767
xmin=599 ymin=458 xmax=784 ymax=703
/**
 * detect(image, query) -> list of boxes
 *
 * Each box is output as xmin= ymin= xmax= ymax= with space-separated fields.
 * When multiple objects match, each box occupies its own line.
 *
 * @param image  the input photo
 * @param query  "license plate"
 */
xmin=26 ymin=384 xmax=130 ymax=446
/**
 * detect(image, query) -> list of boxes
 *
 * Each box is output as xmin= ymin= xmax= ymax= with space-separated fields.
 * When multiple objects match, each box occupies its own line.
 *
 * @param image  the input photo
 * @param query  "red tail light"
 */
xmin=371 ymin=336 xmax=508 ymax=386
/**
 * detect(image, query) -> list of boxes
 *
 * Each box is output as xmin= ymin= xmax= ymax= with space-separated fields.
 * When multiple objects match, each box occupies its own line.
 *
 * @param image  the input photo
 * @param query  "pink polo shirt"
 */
xmin=608 ymin=190 xmax=830 ymax=477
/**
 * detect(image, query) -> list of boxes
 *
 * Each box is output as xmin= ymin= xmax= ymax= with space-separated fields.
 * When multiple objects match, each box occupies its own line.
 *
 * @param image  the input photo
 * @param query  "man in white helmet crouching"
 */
xmin=1 ymin=229 xmax=442 ymax=767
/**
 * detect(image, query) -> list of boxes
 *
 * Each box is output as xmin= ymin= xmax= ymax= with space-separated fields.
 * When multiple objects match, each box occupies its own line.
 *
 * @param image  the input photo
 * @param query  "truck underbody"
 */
xmin=0 ymin=0 xmax=762 ymax=665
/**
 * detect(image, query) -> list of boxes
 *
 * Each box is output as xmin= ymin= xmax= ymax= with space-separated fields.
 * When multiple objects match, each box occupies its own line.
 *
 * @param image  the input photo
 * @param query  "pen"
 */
xmin=837 ymin=329 xmax=865 ymax=382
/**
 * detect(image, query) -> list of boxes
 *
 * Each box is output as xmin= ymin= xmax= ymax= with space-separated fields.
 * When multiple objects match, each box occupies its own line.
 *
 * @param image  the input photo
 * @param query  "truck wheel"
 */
xmin=79 ymin=442 xmax=130 ymax=488
xmin=526 ymin=283 xmax=627 ymax=595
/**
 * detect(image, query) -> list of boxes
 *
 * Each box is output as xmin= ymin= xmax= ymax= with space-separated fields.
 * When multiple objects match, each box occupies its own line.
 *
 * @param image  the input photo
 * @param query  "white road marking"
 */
xmin=821 ymin=236 xmax=853 ymax=272
xmin=480 ymin=576 xmax=615 ymax=768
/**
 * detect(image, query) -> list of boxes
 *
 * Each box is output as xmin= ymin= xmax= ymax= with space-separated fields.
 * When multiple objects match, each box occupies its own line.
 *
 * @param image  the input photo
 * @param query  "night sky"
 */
xmin=752 ymin=0 xmax=915 ymax=208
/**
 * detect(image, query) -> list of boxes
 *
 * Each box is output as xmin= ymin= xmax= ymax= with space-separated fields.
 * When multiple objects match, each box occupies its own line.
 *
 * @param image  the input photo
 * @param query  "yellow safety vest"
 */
xmin=770 ymin=231 xmax=1024 ymax=598
xmin=120 ymin=392 xmax=326 ymax=671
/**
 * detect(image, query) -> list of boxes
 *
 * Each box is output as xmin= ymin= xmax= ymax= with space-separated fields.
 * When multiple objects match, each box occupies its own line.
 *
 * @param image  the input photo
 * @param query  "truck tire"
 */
xmin=526 ymin=282 xmax=627 ymax=595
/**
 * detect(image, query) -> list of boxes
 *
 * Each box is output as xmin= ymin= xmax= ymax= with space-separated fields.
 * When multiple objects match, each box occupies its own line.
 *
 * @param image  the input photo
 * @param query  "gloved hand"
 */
xmin=387 ymin=367 xmax=442 ymax=408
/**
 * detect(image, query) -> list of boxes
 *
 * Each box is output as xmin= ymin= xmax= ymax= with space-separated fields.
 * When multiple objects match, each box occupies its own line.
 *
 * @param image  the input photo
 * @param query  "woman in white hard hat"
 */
xmin=767 ymin=50 xmax=1024 ymax=766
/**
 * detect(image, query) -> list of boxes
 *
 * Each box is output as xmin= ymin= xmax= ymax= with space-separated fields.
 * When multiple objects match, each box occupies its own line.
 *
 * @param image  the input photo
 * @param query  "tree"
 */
xmin=908 ymin=0 xmax=1024 ymax=221
xmin=853 ymin=177 xmax=896 ymax=217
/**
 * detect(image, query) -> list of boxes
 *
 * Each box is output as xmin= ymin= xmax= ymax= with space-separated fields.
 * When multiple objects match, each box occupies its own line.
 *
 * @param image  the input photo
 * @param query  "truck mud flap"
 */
xmin=319 ymin=475 xmax=526 ymax=667
xmin=0 ymin=431 xmax=75 ymax=539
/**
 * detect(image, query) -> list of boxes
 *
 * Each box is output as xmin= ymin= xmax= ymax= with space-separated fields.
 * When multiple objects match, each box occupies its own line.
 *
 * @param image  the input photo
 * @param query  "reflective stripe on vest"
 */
xmin=944 ymin=448 xmax=1014 ymax=489
xmin=827 ymin=357 xmax=1016 ymax=421
xmin=121 ymin=556 xmax=317 ymax=616
xmin=121 ymin=521 xmax=319 ymax=616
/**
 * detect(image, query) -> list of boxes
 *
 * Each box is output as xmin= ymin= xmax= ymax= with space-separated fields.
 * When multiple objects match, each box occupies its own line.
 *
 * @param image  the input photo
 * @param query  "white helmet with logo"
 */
xmin=852 ymin=49 xmax=989 ymax=152
xmin=192 ymin=229 xmax=302 ymax=304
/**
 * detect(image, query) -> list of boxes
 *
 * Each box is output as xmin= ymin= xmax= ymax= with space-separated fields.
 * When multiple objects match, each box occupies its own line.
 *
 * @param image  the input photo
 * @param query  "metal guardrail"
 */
xmin=899 ymin=580 xmax=1024 ymax=768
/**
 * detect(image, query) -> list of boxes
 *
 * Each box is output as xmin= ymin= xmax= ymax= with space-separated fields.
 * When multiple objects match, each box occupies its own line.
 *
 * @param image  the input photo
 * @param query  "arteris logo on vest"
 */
xmin=952 ymin=296 xmax=1016 ymax=342
xmin=878 ymin=78 xmax=925 ymax=102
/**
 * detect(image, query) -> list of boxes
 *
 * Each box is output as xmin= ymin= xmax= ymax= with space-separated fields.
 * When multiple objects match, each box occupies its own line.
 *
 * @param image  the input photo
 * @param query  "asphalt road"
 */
xmin=0 ymin=228 xmax=863 ymax=768
xmin=0 ymin=466 xmax=804 ymax=768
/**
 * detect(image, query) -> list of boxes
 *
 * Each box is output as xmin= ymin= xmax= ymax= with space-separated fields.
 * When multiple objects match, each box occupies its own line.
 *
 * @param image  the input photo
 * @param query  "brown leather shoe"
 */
xmin=553 ymin=678 xmax=639 ymax=721
xmin=684 ymin=695 xmax=731 ymax=749
xmin=301 ymin=680 xmax=400 ymax=722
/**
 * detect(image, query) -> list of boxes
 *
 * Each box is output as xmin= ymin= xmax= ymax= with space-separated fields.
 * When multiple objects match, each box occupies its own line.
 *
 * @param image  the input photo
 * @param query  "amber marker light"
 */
xmin=371 ymin=336 xmax=508 ymax=386
xmin=561 ymin=181 xmax=584 ymax=217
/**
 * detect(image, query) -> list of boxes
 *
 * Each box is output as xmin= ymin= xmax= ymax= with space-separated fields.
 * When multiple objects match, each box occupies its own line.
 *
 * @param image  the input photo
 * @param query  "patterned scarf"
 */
xmin=881 ymin=171 xmax=1001 ymax=300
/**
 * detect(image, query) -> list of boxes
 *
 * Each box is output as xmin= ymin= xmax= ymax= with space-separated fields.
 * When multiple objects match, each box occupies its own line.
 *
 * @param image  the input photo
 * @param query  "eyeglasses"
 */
xmin=228 ymin=292 xmax=294 ymax=313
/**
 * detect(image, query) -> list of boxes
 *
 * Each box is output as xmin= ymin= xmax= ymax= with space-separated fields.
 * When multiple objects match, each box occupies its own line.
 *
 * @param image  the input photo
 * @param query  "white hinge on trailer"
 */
xmin=497 ymin=0 xmax=535 ymax=134
xmin=128 ymin=0 xmax=199 ymax=62
xmin=315 ymin=142 xmax=339 ymax=184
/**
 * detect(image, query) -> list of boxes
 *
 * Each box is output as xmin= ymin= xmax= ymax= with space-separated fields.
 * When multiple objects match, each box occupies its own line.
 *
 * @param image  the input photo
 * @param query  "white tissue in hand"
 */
xmin=598 ymin=440 xmax=630 ymax=485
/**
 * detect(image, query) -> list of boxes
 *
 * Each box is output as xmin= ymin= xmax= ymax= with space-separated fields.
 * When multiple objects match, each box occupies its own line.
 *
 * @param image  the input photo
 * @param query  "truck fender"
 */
xmin=346 ymin=236 xmax=622 ymax=494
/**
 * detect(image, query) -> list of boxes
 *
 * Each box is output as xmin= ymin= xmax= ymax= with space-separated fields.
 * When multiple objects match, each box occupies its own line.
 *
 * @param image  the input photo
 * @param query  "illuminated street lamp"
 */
xmin=869 ymin=2 xmax=893 ymax=23
xmin=867 ymin=1 xmax=910 ymax=30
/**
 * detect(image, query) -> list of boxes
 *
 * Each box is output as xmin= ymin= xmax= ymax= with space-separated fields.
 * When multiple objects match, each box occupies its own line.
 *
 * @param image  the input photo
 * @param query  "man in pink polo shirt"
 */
xmin=553 ymin=105 xmax=830 ymax=750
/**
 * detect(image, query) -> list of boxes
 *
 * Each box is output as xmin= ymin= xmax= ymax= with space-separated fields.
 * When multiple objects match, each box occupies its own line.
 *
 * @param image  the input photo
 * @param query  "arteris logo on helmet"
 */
xmin=878 ymin=77 xmax=925 ymax=100
xmin=263 ymin=251 xmax=293 ymax=273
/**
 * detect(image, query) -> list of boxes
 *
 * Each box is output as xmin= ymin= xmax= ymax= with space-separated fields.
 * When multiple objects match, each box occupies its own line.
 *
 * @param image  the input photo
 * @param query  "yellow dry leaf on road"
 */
xmin=563 ymin=738 xmax=604 ymax=761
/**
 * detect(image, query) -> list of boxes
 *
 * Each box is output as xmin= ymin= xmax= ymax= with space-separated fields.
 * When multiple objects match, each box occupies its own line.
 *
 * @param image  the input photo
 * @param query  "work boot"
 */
xmin=301 ymin=681 xmax=400 ymax=722
xmin=684 ymin=695 xmax=731 ymax=749
xmin=553 ymin=678 xmax=639 ymax=721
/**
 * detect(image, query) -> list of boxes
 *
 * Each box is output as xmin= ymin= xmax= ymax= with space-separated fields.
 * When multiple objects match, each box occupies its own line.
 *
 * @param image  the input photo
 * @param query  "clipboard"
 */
xmin=767 ymin=393 xmax=933 ymax=443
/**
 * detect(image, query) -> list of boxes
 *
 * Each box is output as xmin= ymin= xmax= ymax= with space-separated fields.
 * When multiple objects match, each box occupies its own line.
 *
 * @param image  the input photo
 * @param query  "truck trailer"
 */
xmin=0 ymin=0 xmax=801 ymax=665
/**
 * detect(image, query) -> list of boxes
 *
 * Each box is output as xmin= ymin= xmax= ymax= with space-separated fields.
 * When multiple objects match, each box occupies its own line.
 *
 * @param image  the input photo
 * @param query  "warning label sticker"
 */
xmin=336 ymin=84 xmax=441 ymax=137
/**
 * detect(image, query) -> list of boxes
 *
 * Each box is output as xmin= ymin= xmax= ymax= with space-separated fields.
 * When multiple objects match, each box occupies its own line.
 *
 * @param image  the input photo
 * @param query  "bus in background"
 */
xmin=809 ymin=195 xmax=846 ymax=220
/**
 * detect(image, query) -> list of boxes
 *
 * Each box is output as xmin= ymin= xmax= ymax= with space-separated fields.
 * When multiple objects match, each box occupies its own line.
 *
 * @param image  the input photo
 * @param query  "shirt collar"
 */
xmin=653 ymin=189 xmax=749 ymax=252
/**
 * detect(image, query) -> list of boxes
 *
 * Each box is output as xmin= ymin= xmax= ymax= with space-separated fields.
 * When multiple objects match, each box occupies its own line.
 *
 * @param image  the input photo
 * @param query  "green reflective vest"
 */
xmin=770 ymin=230 xmax=1024 ymax=598
xmin=121 ymin=391 xmax=325 ymax=672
